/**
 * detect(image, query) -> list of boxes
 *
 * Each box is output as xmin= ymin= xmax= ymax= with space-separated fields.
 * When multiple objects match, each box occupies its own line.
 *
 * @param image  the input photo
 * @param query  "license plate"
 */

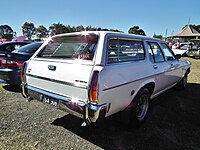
xmin=189 ymin=54 xmax=193 ymax=56
xmin=42 ymin=95 xmax=58 ymax=108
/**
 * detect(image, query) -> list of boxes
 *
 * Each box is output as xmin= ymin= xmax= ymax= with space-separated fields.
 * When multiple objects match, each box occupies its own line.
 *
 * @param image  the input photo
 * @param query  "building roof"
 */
xmin=172 ymin=25 xmax=200 ymax=37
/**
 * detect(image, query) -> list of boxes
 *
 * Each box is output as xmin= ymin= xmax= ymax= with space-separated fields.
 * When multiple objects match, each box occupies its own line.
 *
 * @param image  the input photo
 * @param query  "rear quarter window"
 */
xmin=107 ymin=38 xmax=145 ymax=64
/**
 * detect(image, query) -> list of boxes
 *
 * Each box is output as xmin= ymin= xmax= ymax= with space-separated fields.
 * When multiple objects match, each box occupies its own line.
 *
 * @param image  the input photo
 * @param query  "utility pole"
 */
xmin=188 ymin=17 xmax=191 ymax=25
xmin=165 ymin=28 xmax=168 ymax=40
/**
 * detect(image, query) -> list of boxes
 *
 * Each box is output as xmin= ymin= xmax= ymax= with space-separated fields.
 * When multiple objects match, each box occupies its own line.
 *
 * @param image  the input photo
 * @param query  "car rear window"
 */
xmin=37 ymin=34 xmax=98 ymax=60
xmin=14 ymin=43 xmax=43 ymax=54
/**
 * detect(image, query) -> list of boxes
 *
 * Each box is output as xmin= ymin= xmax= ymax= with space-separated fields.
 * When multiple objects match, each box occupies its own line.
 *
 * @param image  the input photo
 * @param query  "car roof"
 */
xmin=51 ymin=31 xmax=163 ymax=43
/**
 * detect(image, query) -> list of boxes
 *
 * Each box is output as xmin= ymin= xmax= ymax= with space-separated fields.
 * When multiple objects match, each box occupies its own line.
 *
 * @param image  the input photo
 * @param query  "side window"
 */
xmin=3 ymin=43 xmax=25 ymax=52
xmin=107 ymin=38 xmax=145 ymax=64
xmin=147 ymin=42 xmax=165 ymax=63
xmin=160 ymin=43 xmax=175 ymax=61
xmin=5 ymin=44 xmax=15 ymax=51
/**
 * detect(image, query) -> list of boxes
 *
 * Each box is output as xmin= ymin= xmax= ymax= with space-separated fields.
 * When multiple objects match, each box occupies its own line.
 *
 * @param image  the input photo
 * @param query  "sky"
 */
xmin=1 ymin=0 xmax=200 ymax=37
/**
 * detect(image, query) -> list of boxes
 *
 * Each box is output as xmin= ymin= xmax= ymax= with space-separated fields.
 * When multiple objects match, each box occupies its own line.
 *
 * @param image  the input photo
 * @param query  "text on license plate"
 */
xmin=43 ymin=95 xmax=58 ymax=107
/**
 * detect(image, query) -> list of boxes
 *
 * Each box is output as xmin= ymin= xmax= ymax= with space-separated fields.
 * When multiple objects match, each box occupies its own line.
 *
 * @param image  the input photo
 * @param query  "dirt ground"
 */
xmin=0 ymin=57 xmax=200 ymax=150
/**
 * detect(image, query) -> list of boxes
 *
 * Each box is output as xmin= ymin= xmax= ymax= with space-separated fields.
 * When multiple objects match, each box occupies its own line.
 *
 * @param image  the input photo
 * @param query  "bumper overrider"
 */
xmin=21 ymin=82 xmax=107 ymax=124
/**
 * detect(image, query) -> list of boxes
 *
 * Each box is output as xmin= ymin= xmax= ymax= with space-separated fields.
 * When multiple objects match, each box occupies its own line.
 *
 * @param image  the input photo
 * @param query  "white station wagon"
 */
xmin=21 ymin=31 xmax=191 ymax=126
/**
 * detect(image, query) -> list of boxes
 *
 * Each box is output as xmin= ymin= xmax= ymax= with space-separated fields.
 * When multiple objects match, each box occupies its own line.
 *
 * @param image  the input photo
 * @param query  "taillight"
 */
xmin=21 ymin=62 xmax=27 ymax=83
xmin=0 ymin=58 xmax=23 ymax=68
xmin=89 ymin=71 xmax=99 ymax=103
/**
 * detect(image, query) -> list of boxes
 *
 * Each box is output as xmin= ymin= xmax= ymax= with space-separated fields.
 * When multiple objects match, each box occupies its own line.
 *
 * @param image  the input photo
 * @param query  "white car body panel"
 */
xmin=26 ymin=59 xmax=93 ymax=103
xmin=172 ymin=48 xmax=188 ymax=56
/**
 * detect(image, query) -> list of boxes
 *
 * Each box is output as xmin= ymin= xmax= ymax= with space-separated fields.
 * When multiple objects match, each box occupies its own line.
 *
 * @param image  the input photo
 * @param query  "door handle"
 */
xmin=170 ymin=63 xmax=175 ymax=70
xmin=48 ymin=65 xmax=56 ymax=71
xmin=153 ymin=65 xmax=158 ymax=69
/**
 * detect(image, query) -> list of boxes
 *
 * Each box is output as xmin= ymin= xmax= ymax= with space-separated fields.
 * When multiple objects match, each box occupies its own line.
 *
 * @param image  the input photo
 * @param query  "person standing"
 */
xmin=176 ymin=40 xmax=180 ymax=49
xmin=169 ymin=41 xmax=173 ymax=49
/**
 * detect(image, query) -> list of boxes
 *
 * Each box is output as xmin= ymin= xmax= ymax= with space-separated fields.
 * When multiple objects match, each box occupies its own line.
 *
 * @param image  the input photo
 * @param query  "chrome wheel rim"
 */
xmin=136 ymin=94 xmax=149 ymax=121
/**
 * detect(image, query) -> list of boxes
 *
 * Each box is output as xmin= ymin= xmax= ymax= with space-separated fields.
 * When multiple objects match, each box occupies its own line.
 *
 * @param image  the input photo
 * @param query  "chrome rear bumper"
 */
xmin=21 ymin=83 xmax=107 ymax=124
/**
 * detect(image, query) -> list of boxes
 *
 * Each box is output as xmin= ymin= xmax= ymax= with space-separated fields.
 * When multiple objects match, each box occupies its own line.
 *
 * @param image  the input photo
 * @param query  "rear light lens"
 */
xmin=89 ymin=71 xmax=99 ymax=103
xmin=21 ymin=62 xmax=27 ymax=83
xmin=0 ymin=58 xmax=23 ymax=68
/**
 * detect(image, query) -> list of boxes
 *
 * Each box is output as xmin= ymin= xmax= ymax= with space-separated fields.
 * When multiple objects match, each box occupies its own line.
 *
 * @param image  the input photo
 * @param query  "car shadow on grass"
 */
xmin=2 ymin=84 xmax=21 ymax=93
xmin=52 ymin=83 xmax=200 ymax=150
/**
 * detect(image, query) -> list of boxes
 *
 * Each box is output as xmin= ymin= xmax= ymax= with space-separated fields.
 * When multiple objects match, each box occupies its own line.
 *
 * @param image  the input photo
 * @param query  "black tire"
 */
xmin=182 ymin=52 xmax=188 ymax=57
xmin=178 ymin=75 xmax=188 ymax=90
xmin=130 ymin=88 xmax=150 ymax=126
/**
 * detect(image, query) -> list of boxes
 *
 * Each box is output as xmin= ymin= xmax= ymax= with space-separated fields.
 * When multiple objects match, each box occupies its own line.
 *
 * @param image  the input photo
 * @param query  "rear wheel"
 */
xmin=182 ymin=52 xmax=188 ymax=57
xmin=178 ymin=75 xmax=188 ymax=90
xmin=130 ymin=88 xmax=150 ymax=126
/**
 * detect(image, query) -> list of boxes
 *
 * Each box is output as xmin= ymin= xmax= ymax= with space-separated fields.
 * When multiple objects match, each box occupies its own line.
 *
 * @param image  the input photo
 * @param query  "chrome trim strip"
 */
xmin=26 ymin=74 xmax=88 ymax=89
xmin=87 ymin=103 xmax=107 ymax=111
xmin=103 ymin=74 xmax=157 ymax=91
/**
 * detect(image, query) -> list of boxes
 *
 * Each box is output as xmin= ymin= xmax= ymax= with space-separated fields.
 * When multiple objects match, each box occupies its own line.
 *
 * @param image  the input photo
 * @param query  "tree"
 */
xmin=128 ymin=26 xmax=146 ymax=36
xmin=85 ymin=26 xmax=96 ymax=31
xmin=153 ymin=34 xmax=163 ymax=40
xmin=22 ymin=22 xmax=36 ymax=40
xmin=76 ymin=25 xmax=85 ymax=32
xmin=0 ymin=25 xmax=15 ymax=40
xmin=110 ymin=29 xmax=123 ymax=33
xmin=35 ymin=25 xmax=49 ymax=39
xmin=69 ymin=26 xmax=77 ymax=32
xmin=49 ymin=22 xmax=69 ymax=35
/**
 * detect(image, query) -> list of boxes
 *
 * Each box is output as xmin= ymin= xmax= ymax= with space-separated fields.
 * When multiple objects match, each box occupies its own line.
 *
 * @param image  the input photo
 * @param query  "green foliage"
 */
xmin=48 ymin=23 xmax=123 ymax=35
xmin=75 ymin=25 xmax=84 ymax=32
xmin=36 ymin=25 xmax=49 ymax=39
xmin=49 ymin=22 xmax=69 ymax=36
xmin=128 ymin=26 xmax=146 ymax=36
xmin=22 ymin=22 xmax=36 ymax=40
xmin=0 ymin=25 xmax=15 ymax=40
xmin=153 ymin=34 xmax=163 ymax=40
xmin=110 ymin=29 xmax=123 ymax=33
xmin=1 ymin=23 xmax=147 ymax=41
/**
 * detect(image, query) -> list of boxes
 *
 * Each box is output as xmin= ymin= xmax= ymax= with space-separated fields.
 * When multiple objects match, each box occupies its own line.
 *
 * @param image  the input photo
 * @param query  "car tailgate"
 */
xmin=26 ymin=59 xmax=93 ymax=103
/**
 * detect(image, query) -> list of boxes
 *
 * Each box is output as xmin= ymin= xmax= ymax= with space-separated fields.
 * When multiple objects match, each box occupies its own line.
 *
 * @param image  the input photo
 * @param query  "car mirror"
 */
xmin=175 ymin=54 xmax=181 ymax=59
xmin=167 ymin=56 xmax=174 ymax=61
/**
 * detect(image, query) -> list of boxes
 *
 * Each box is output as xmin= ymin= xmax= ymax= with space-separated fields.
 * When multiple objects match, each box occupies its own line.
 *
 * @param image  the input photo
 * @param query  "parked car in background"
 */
xmin=186 ymin=41 xmax=200 ymax=58
xmin=12 ymin=36 xmax=27 ymax=42
xmin=0 ymin=42 xmax=43 ymax=85
xmin=0 ymin=38 xmax=7 ymax=42
xmin=172 ymin=42 xmax=196 ymax=56
xmin=0 ymin=41 xmax=30 ymax=57
xmin=186 ymin=48 xmax=200 ymax=58
xmin=21 ymin=31 xmax=191 ymax=126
